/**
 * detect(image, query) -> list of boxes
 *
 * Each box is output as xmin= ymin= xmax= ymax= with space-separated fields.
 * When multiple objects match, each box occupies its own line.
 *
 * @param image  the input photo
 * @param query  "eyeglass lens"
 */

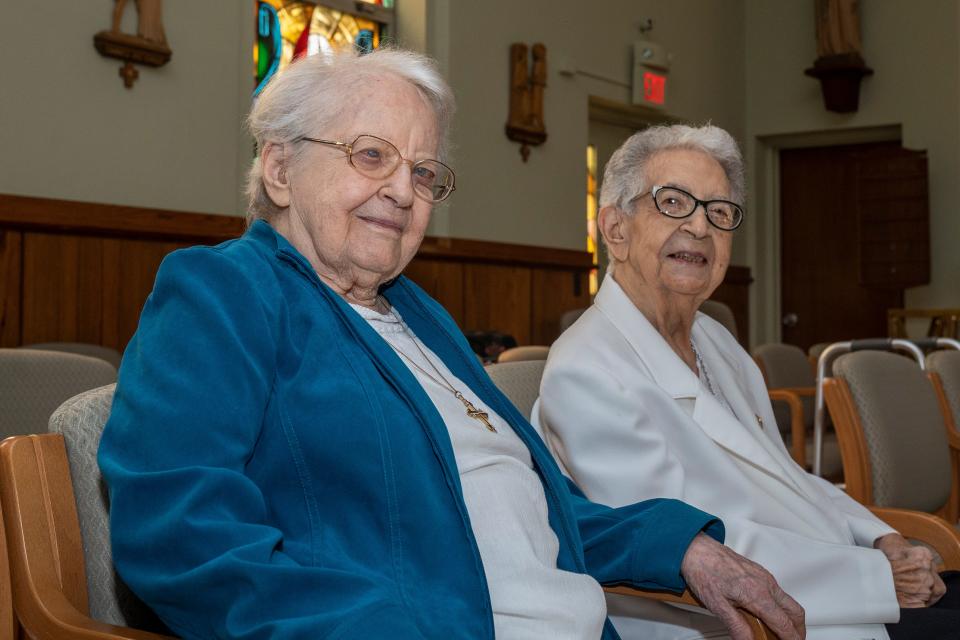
xmin=654 ymin=187 xmax=742 ymax=230
xmin=349 ymin=135 xmax=454 ymax=203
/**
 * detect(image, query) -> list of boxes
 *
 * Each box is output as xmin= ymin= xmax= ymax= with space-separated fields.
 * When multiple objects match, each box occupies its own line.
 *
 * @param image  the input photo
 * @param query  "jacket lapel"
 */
xmin=595 ymin=276 xmax=806 ymax=492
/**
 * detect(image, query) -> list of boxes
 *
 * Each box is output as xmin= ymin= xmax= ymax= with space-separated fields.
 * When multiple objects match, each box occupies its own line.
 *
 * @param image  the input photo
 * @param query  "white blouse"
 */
xmin=353 ymin=302 xmax=606 ymax=639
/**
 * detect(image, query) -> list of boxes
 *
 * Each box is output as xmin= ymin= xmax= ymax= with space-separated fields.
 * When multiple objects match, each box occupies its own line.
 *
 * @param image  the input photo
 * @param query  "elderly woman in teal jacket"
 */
xmin=98 ymin=48 xmax=804 ymax=640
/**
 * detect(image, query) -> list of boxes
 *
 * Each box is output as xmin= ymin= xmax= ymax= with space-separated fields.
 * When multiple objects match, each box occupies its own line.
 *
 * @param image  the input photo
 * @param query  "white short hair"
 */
xmin=245 ymin=47 xmax=455 ymax=222
xmin=599 ymin=124 xmax=745 ymax=213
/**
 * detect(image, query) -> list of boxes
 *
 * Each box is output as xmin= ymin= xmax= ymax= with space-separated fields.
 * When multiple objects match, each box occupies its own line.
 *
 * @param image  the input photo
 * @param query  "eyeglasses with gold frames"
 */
xmin=296 ymin=134 xmax=456 ymax=203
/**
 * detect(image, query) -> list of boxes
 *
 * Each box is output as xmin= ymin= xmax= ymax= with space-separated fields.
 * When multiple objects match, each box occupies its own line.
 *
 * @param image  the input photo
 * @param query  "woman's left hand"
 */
xmin=875 ymin=533 xmax=946 ymax=608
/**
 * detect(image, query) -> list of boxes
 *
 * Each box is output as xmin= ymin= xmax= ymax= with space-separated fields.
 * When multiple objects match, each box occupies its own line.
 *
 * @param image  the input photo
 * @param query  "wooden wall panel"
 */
xmin=0 ymin=195 xmax=755 ymax=354
xmin=107 ymin=238 xmax=187 ymax=351
xmin=0 ymin=231 xmax=22 ymax=347
xmin=531 ymin=269 xmax=591 ymax=344
xmin=463 ymin=264 xmax=533 ymax=345
xmin=403 ymin=258 xmax=465 ymax=326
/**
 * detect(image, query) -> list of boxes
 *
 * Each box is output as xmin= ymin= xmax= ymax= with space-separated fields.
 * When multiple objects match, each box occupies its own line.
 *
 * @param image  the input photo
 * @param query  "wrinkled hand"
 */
xmin=875 ymin=533 xmax=945 ymax=608
xmin=681 ymin=533 xmax=805 ymax=640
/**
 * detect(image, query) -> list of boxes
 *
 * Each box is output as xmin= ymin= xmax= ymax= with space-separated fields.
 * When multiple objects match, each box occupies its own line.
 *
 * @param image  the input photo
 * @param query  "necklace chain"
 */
xmin=380 ymin=299 xmax=497 ymax=433
xmin=691 ymin=341 xmax=717 ymax=396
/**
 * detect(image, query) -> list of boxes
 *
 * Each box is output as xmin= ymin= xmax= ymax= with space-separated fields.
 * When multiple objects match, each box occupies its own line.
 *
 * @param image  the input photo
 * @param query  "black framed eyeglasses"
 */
xmin=646 ymin=185 xmax=744 ymax=231
xmin=296 ymin=134 xmax=456 ymax=203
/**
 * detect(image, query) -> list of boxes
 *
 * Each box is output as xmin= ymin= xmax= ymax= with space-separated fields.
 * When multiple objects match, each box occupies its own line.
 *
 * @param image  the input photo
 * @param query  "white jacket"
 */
xmin=533 ymin=275 xmax=899 ymax=640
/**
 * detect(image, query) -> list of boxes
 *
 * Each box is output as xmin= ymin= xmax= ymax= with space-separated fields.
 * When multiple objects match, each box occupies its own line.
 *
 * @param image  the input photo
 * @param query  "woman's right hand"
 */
xmin=681 ymin=533 xmax=806 ymax=640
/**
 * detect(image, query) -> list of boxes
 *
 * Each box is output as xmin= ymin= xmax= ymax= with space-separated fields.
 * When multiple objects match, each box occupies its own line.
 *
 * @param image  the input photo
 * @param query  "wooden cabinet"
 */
xmin=854 ymin=148 xmax=930 ymax=288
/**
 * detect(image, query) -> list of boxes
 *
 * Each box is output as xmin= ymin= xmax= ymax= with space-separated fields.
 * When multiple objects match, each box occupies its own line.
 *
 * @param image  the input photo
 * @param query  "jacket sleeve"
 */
xmin=537 ymin=356 xmax=899 ymax=626
xmin=98 ymin=248 xmax=423 ymax=640
xmin=566 ymin=483 xmax=724 ymax=592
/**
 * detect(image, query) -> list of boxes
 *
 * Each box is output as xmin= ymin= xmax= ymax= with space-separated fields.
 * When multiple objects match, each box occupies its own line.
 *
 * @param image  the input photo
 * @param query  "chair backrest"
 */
xmin=20 ymin=342 xmax=123 ymax=370
xmin=45 ymin=384 xmax=167 ymax=633
xmin=485 ymin=360 xmax=547 ymax=421
xmin=497 ymin=345 xmax=550 ymax=363
xmin=808 ymin=342 xmax=830 ymax=362
xmin=927 ymin=350 xmax=960 ymax=424
xmin=752 ymin=343 xmax=816 ymax=432
xmin=0 ymin=349 xmax=117 ymax=439
xmin=831 ymin=351 xmax=952 ymax=511
xmin=558 ymin=308 xmax=587 ymax=334
xmin=699 ymin=300 xmax=738 ymax=340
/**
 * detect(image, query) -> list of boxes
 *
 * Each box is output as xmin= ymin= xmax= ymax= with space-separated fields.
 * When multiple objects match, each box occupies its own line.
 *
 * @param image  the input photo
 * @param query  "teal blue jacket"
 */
xmin=98 ymin=221 xmax=723 ymax=640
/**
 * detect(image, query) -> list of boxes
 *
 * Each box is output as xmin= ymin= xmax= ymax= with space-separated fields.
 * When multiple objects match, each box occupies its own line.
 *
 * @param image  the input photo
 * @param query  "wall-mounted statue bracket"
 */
xmin=804 ymin=0 xmax=872 ymax=113
xmin=93 ymin=0 xmax=172 ymax=89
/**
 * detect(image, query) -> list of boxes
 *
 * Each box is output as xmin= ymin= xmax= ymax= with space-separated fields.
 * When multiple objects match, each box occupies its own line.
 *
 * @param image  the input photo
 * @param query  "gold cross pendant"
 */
xmin=454 ymin=392 xmax=497 ymax=433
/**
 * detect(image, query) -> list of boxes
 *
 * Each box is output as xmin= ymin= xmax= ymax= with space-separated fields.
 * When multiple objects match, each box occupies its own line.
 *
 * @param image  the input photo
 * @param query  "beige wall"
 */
xmin=0 ymin=2 xmax=253 ymax=216
xmin=744 ymin=0 xmax=960 ymax=344
xmin=4 ymin=2 xmax=955 ymax=345
xmin=438 ymin=0 xmax=747 ymax=251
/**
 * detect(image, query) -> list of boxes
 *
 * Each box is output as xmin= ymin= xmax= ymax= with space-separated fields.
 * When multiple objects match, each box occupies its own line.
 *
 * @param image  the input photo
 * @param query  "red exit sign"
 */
xmin=643 ymin=71 xmax=667 ymax=105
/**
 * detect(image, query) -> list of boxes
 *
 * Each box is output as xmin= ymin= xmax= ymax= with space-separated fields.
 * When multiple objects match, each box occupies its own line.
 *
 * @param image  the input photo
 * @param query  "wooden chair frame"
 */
xmin=754 ymin=355 xmax=815 ymax=468
xmin=0 ymin=434 xmax=174 ymax=639
xmin=929 ymin=372 xmax=960 ymax=522
xmin=767 ymin=387 xmax=814 ymax=468
xmin=604 ymin=586 xmax=773 ymax=638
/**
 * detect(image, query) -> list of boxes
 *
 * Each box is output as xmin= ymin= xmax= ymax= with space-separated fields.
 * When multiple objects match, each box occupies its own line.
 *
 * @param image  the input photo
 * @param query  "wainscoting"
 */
xmin=0 ymin=194 xmax=750 ymax=353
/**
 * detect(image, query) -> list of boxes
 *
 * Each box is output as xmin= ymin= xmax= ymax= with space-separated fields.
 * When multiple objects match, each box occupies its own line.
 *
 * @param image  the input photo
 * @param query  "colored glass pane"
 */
xmin=586 ymin=144 xmax=598 ymax=295
xmin=254 ymin=1 xmax=389 ymax=96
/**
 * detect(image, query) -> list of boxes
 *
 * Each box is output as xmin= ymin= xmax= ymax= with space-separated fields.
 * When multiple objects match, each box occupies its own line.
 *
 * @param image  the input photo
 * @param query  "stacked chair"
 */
xmin=817 ymin=339 xmax=960 ymax=553
xmin=752 ymin=343 xmax=843 ymax=477
xmin=0 ymin=349 xmax=117 ymax=440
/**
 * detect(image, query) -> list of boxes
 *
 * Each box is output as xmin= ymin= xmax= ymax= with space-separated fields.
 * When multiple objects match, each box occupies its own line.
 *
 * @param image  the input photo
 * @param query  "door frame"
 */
xmin=750 ymin=124 xmax=902 ymax=346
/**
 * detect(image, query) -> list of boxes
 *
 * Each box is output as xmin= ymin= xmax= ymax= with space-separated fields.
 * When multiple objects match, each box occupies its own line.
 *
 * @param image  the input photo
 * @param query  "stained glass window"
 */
xmin=254 ymin=0 xmax=395 ymax=96
xmin=586 ymin=144 xmax=599 ymax=295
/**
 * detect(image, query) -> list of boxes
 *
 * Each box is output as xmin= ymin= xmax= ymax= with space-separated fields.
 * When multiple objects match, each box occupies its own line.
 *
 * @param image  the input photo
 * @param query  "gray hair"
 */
xmin=245 ymin=47 xmax=455 ymax=222
xmin=598 ymin=124 xmax=745 ymax=213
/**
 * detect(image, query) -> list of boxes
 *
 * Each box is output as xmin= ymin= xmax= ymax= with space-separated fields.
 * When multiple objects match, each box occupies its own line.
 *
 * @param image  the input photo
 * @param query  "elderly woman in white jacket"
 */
xmin=534 ymin=124 xmax=958 ymax=640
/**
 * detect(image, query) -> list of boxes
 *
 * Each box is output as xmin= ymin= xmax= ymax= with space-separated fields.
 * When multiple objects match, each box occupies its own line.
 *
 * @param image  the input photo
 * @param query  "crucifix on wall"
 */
xmin=93 ymin=0 xmax=172 ymax=88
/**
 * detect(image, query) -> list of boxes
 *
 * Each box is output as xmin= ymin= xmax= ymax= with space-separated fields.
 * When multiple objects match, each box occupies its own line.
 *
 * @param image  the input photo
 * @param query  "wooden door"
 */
xmin=779 ymin=142 xmax=929 ymax=349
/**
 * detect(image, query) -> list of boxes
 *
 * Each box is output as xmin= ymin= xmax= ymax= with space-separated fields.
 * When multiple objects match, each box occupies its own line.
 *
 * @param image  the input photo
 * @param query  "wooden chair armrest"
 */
xmin=603 ymin=586 xmax=774 ymax=639
xmin=17 ymin=589 xmax=175 ymax=639
xmin=868 ymin=506 xmax=960 ymax=570
xmin=767 ymin=389 xmax=807 ymax=467
xmin=775 ymin=387 xmax=815 ymax=397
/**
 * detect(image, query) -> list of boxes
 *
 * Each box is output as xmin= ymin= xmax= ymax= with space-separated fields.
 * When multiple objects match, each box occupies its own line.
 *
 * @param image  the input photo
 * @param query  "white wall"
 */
xmin=744 ymin=0 xmax=960 ymax=344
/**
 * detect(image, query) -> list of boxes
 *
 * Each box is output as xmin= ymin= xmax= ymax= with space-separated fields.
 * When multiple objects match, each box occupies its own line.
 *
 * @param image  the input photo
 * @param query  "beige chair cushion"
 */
xmin=927 ymin=350 xmax=960 ymax=423
xmin=20 ymin=342 xmax=123 ymax=370
xmin=699 ymin=300 xmax=738 ymax=340
xmin=833 ymin=351 xmax=952 ymax=511
xmin=558 ymin=308 xmax=587 ymax=334
xmin=497 ymin=345 xmax=550 ymax=363
xmin=0 ymin=349 xmax=117 ymax=439
xmin=485 ymin=360 xmax=546 ymax=421
xmin=48 ymin=384 xmax=167 ymax=632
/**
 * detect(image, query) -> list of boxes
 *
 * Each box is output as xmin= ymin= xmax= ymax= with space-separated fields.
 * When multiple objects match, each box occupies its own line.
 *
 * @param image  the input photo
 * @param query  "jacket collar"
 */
xmin=594 ymin=274 xmax=701 ymax=399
